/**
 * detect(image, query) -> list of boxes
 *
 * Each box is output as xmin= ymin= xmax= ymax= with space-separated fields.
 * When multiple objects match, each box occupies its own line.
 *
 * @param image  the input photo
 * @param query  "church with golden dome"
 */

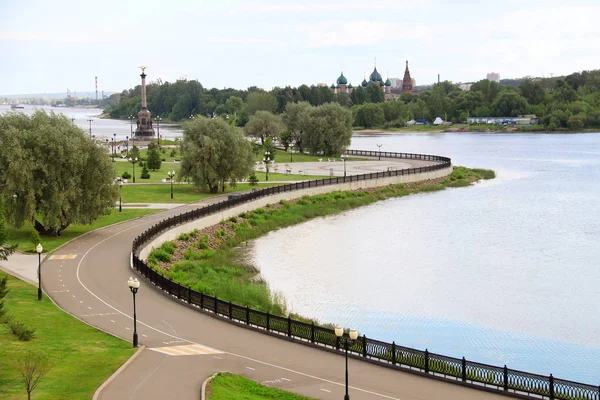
xmin=330 ymin=61 xmax=413 ymax=99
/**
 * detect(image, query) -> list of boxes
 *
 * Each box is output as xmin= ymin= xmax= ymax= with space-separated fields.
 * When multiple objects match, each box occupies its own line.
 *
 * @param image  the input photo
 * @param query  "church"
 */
xmin=330 ymin=61 xmax=413 ymax=99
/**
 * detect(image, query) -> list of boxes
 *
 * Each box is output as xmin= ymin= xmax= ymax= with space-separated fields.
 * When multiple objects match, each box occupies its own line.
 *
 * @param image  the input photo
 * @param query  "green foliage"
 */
xmin=121 ymin=171 xmax=131 ymax=179
xmin=140 ymin=165 xmax=150 ymax=179
xmin=170 ymin=148 xmax=177 ymax=157
xmin=207 ymin=373 xmax=317 ymax=400
xmin=301 ymin=103 xmax=353 ymax=156
xmin=248 ymin=172 xmax=259 ymax=186
xmin=0 ymin=111 xmax=118 ymax=235
xmin=246 ymin=92 xmax=277 ymax=115
xmin=146 ymin=145 xmax=162 ymax=171
xmin=353 ymin=103 xmax=385 ymax=128
xmin=180 ymin=117 xmax=255 ymax=194
xmin=244 ymin=111 xmax=282 ymax=145
xmin=0 ymin=276 xmax=8 ymax=318
xmin=29 ymin=231 xmax=41 ymax=248
xmin=129 ymin=145 xmax=140 ymax=160
xmin=6 ymin=315 xmax=36 ymax=341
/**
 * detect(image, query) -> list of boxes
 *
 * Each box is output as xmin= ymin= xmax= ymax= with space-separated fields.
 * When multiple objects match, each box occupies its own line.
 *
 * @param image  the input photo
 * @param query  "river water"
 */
xmin=252 ymin=132 xmax=600 ymax=383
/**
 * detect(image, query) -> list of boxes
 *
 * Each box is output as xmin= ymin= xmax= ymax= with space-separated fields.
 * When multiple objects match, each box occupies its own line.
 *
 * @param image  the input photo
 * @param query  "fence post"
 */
xmin=462 ymin=357 xmax=466 ymax=382
xmin=503 ymin=365 xmax=508 ymax=391
xmin=336 ymin=335 xmax=340 ymax=350
xmin=287 ymin=316 xmax=291 ymax=337
xmin=178 ymin=282 xmax=181 ymax=299
xmin=362 ymin=335 xmax=367 ymax=357
xmin=228 ymin=301 xmax=232 ymax=319
xmin=214 ymin=295 xmax=218 ymax=314
xmin=200 ymin=292 xmax=204 ymax=309
xmin=391 ymin=342 xmax=396 ymax=365
xmin=424 ymin=349 xmax=429 ymax=372
xmin=549 ymin=374 xmax=554 ymax=399
xmin=266 ymin=312 xmax=270 ymax=330
xmin=246 ymin=306 xmax=250 ymax=324
xmin=311 ymin=322 xmax=315 ymax=343
xmin=188 ymin=286 xmax=191 ymax=304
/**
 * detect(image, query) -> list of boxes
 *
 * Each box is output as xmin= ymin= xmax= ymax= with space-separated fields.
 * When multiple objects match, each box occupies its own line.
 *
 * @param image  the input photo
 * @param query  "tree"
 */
xmin=519 ymin=80 xmax=546 ymax=105
xmin=129 ymin=145 xmax=140 ymax=160
xmin=245 ymin=92 xmax=277 ymax=115
xmin=350 ymin=86 xmax=367 ymax=105
xmin=146 ymin=142 xmax=162 ymax=171
xmin=0 ymin=111 xmax=118 ymax=236
xmin=181 ymin=117 xmax=254 ymax=193
xmin=301 ymin=103 xmax=353 ymax=156
xmin=15 ymin=351 xmax=52 ymax=400
xmin=283 ymin=102 xmax=312 ymax=152
xmin=243 ymin=111 xmax=282 ymax=145
xmin=0 ymin=200 xmax=16 ymax=261
xmin=140 ymin=165 xmax=150 ymax=179
xmin=492 ymin=91 xmax=529 ymax=117
xmin=365 ymin=85 xmax=385 ymax=103
xmin=0 ymin=275 xmax=8 ymax=318
xmin=225 ymin=96 xmax=243 ymax=116
xmin=353 ymin=103 xmax=384 ymax=128
xmin=248 ymin=172 xmax=259 ymax=186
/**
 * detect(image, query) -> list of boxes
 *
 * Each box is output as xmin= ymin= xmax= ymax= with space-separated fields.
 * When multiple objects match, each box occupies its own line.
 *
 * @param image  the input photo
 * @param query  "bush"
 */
xmin=178 ymin=233 xmax=190 ymax=241
xmin=248 ymin=172 xmax=258 ymax=186
xmin=140 ymin=165 xmax=150 ymax=179
xmin=170 ymin=149 xmax=177 ymax=157
xmin=7 ymin=316 xmax=36 ymax=341
xmin=29 ymin=231 xmax=41 ymax=249
xmin=121 ymin=171 xmax=131 ymax=179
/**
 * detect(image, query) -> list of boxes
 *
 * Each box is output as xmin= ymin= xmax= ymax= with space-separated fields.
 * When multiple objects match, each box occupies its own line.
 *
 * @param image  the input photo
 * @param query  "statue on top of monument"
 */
xmin=139 ymin=66 xmax=147 ymax=74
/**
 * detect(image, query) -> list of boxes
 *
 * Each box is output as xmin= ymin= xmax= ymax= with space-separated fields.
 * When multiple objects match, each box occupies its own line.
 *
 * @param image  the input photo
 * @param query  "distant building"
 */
xmin=486 ymin=72 xmax=500 ymax=83
xmin=389 ymin=78 xmax=401 ymax=88
xmin=330 ymin=72 xmax=354 ymax=95
xmin=459 ymin=83 xmax=472 ymax=91
xmin=316 ymin=83 xmax=329 ymax=87
xmin=467 ymin=116 xmax=539 ymax=125
xmin=402 ymin=61 xmax=413 ymax=93
xmin=330 ymin=60 xmax=412 ymax=99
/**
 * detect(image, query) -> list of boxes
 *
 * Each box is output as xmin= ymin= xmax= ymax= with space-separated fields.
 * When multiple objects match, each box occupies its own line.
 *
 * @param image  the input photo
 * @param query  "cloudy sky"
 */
xmin=1 ymin=0 xmax=598 ymax=95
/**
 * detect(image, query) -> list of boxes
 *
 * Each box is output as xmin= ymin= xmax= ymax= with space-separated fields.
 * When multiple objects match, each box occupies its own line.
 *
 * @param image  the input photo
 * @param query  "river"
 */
xmin=252 ymin=132 xmax=600 ymax=383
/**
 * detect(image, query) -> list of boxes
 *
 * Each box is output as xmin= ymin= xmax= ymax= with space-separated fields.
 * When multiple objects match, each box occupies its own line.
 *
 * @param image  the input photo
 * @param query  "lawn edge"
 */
xmin=201 ymin=371 xmax=223 ymax=400
xmin=92 ymin=345 xmax=146 ymax=400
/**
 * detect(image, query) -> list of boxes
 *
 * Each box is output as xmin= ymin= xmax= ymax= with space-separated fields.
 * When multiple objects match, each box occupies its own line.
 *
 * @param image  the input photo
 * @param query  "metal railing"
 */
xmin=130 ymin=150 xmax=598 ymax=400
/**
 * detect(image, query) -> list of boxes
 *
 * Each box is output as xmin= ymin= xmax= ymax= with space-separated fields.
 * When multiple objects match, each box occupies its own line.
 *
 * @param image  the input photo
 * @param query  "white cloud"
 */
xmin=0 ymin=32 xmax=116 ymax=43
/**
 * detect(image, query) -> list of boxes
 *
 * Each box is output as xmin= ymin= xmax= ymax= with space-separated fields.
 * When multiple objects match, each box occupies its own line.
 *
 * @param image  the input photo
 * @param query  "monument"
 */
xmin=135 ymin=66 xmax=155 ymax=138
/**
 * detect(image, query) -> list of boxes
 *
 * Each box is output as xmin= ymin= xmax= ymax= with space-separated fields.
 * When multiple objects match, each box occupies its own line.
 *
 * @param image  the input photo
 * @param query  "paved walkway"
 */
xmin=0 ymin=158 xmax=506 ymax=400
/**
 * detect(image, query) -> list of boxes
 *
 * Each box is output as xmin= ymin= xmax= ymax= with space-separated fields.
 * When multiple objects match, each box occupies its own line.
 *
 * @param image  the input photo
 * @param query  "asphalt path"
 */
xmin=42 ymin=159 xmax=506 ymax=400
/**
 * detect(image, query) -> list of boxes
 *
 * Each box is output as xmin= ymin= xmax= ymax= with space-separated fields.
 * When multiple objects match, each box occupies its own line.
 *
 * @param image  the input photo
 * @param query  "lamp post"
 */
xmin=36 ymin=243 xmax=43 ymax=301
xmin=335 ymin=325 xmax=359 ymax=400
xmin=128 ymin=156 xmax=138 ymax=183
xmin=289 ymin=145 xmax=294 ymax=162
xmin=129 ymin=115 xmax=134 ymax=136
xmin=113 ymin=133 xmax=117 ymax=161
xmin=87 ymin=118 xmax=93 ymax=138
xmin=125 ymin=136 xmax=129 ymax=157
xmin=341 ymin=154 xmax=348 ymax=177
xmin=117 ymin=177 xmax=123 ymax=212
xmin=127 ymin=277 xmax=140 ymax=347
xmin=167 ymin=170 xmax=175 ymax=199
xmin=155 ymin=116 xmax=161 ymax=146
xmin=263 ymin=151 xmax=271 ymax=181
xmin=71 ymin=117 xmax=75 ymax=125
xmin=376 ymin=143 xmax=383 ymax=160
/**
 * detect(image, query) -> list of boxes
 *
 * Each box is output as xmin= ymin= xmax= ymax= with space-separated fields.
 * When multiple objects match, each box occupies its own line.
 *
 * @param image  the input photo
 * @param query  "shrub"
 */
xmin=216 ymin=229 xmax=226 ymax=238
xmin=29 ymin=231 xmax=41 ymax=249
xmin=8 ymin=317 xmax=36 ymax=341
xmin=178 ymin=233 xmax=190 ymax=241
xmin=229 ymin=217 xmax=238 ymax=223
xmin=248 ymin=172 xmax=258 ymax=186
xmin=140 ymin=165 xmax=150 ymax=179
xmin=121 ymin=171 xmax=131 ymax=179
xmin=170 ymin=149 xmax=177 ymax=157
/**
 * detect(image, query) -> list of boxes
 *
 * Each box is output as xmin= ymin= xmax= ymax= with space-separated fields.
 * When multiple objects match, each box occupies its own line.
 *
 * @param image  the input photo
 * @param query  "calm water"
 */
xmin=252 ymin=132 xmax=600 ymax=383
xmin=0 ymin=105 xmax=183 ymax=141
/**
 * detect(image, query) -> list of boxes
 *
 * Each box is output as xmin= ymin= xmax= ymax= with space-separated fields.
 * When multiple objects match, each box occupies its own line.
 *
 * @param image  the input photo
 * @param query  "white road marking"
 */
xmin=282 ymin=378 xmax=291 ymax=382
xmin=246 ymin=367 xmax=256 ymax=371
xmin=110 ymin=320 xmax=115 ymax=323
xmin=87 ymin=306 xmax=92 ymax=309
xmin=142 ymin=334 xmax=148 ymax=338
xmin=321 ymin=389 xmax=331 ymax=393
xmin=48 ymin=289 xmax=69 ymax=293
xmin=213 ymin=356 xmax=223 ymax=359
xmin=72 ymin=295 xmax=75 ymax=298
xmin=125 ymin=327 xmax=131 ymax=330
xmin=79 ymin=301 xmax=83 ymax=304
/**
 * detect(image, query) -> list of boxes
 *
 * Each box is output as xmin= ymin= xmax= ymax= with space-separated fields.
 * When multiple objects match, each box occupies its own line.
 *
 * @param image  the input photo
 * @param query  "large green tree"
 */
xmin=245 ymin=92 xmax=277 ymax=115
xmin=492 ymin=91 xmax=529 ymax=117
xmin=301 ymin=103 xmax=353 ymax=156
xmin=283 ymin=101 xmax=312 ymax=151
xmin=353 ymin=103 xmax=384 ymax=128
xmin=244 ymin=111 xmax=282 ymax=145
xmin=180 ymin=117 xmax=254 ymax=193
xmin=0 ymin=200 xmax=16 ymax=260
xmin=146 ymin=141 xmax=162 ymax=171
xmin=0 ymin=111 xmax=118 ymax=235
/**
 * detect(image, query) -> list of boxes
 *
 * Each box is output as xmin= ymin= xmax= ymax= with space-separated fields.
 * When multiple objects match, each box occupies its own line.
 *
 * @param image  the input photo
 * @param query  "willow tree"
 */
xmin=180 ymin=117 xmax=254 ymax=193
xmin=0 ymin=111 xmax=118 ymax=236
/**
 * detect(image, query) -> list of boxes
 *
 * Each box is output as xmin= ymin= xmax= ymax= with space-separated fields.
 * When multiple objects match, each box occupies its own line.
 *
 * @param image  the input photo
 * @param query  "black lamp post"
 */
xmin=263 ymin=151 xmax=271 ymax=181
xmin=125 ymin=136 xmax=129 ymax=157
xmin=36 ymin=243 xmax=43 ymax=301
xmin=289 ymin=145 xmax=294 ymax=162
xmin=113 ymin=133 xmax=116 ymax=161
xmin=127 ymin=277 xmax=140 ymax=347
xmin=87 ymin=118 xmax=93 ymax=138
xmin=167 ymin=170 xmax=175 ymax=199
xmin=376 ymin=143 xmax=383 ymax=160
xmin=117 ymin=177 xmax=123 ymax=212
xmin=71 ymin=118 xmax=75 ymax=125
xmin=341 ymin=154 xmax=348 ymax=177
xmin=335 ymin=325 xmax=359 ymax=400
xmin=128 ymin=156 xmax=138 ymax=183
xmin=129 ymin=115 xmax=134 ymax=136
xmin=155 ymin=116 xmax=161 ymax=146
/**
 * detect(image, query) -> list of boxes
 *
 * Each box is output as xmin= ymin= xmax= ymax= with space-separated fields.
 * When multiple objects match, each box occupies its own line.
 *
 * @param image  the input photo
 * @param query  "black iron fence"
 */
xmin=131 ymin=150 xmax=598 ymax=400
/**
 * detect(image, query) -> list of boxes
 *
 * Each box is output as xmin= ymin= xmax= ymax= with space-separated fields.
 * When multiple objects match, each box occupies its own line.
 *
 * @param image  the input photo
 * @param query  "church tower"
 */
xmin=135 ymin=66 xmax=155 ymax=138
xmin=402 ymin=61 xmax=413 ymax=93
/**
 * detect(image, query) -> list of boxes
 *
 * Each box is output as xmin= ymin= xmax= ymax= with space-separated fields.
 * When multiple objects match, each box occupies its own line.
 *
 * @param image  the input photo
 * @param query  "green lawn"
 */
xmin=0 ymin=271 xmax=136 ymax=399
xmin=253 ymin=146 xmax=365 ymax=164
xmin=121 ymin=183 xmax=280 ymax=204
xmin=114 ymin=161 xmax=181 ymax=183
xmin=206 ymin=373 xmax=316 ymax=400
xmin=7 ymin=209 xmax=159 ymax=253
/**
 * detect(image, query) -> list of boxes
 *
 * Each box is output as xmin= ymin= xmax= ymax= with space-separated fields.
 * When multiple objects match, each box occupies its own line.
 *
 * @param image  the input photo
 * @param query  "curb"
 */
xmin=92 ymin=345 xmax=146 ymax=400
xmin=200 ymin=371 xmax=225 ymax=400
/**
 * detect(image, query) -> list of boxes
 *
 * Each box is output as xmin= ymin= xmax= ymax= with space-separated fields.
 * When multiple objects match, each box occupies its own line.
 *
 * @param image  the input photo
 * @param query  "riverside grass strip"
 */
xmin=206 ymin=372 xmax=317 ymax=400
xmin=0 ymin=272 xmax=136 ymax=399
xmin=146 ymin=166 xmax=494 ymax=317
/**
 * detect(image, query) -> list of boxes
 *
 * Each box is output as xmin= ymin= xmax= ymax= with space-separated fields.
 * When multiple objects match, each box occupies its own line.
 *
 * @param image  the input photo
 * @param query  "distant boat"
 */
xmin=11 ymin=104 xmax=25 ymax=109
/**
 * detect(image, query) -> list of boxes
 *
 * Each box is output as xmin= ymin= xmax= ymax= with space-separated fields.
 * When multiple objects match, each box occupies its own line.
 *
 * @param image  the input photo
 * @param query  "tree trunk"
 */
xmin=33 ymin=219 xmax=69 ymax=236
xmin=209 ymin=185 xmax=218 ymax=194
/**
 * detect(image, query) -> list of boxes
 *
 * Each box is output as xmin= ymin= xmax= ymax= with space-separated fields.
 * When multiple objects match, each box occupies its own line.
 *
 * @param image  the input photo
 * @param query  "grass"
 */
xmin=206 ymin=373 xmax=316 ymax=400
xmin=114 ymin=160 xmax=181 ymax=183
xmin=7 ymin=209 xmax=159 ymax=253
xmin=148 ymin=166 xmax=495 ymax=318
xmin=253 ymin=146 xmax=365 ymax=164
xmin=121 ymin=183 xmax=280 ymax=204
xmin=0 ymin=271 xmax=136 ymax=399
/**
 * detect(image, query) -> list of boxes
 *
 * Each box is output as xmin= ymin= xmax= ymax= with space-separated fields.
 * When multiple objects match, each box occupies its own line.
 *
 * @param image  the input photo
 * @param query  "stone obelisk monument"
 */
xmin=134 ymin=66 xmax=155 ymax=138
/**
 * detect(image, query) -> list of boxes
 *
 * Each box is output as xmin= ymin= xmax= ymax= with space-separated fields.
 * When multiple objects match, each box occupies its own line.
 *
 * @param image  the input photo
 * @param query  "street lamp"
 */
xmin=87 ymin=118 xmax=93 ymax=138
xmin=289 ymin=145 xmax=294 ymax=162
xmin=263 ymin=151 xmax=272 ymax=181
xmin=129 ymin=115 xmax=134 ymax=136
xmin=335 ymin=325 xmax=359 ymax=400
xmin=71 ymin=117 xmax=75 ymax=125
xmin=128 ymin=156 xmax=138 ymax=183
xmin=167 ymin=170 xmax=176 ymax=199
xmin=36 ymin=243 xmax=43 ymax=301
xmin=155 ymin=116 xmax=161 ymax=146
xmin=125 ymin=136 xmax=129 ymax=157
xmin=113 ymin=133 xmax=117 ymax=161
xmin=127 ymin=277 xmax=140 ymax=347
xmin=117 ymin=177 xmax=123 ymax=212
xmin=341 ymin=154 xmax=348 ymax=177
xmin=376 ymin=143 xmax=383 ymax=160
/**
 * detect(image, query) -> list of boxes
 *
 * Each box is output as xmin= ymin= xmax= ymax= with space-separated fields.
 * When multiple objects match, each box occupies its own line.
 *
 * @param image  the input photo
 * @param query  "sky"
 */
xmin=1 ymin=0 xmax=599 ymax=96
